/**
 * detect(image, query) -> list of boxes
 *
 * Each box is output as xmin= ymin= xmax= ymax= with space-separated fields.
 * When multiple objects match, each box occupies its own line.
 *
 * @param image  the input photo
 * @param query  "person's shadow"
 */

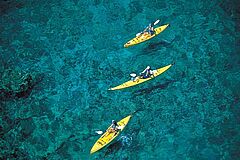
xmin=102 ymin=140 xmax=123 ymax=158
xmin=141 ymin=35 xmax=180 ymax=54
xmin=132 ymin=79 xmax=176 ymax=97
xmin=143 ymin=40 xmax=171 ymax=52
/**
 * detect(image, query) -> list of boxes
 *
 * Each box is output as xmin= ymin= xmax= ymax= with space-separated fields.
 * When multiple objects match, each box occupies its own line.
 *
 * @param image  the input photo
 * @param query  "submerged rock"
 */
xmin=0 ymin=68 xmax=37 ymax=100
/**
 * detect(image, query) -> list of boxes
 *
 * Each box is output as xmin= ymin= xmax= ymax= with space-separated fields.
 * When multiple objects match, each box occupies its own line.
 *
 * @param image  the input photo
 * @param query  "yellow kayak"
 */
xmin=90 ymin=115 xmax=132 ymax=154
xmin=108 ymin=64 xmax=173 ymax=91
xmin=124 ymin=24 xmax=169 ymax=48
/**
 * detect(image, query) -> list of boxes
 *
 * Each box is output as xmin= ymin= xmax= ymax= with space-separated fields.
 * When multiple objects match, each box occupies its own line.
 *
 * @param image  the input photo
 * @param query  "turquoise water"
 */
xmin=0 ymin=0 xmax=240 ymax=159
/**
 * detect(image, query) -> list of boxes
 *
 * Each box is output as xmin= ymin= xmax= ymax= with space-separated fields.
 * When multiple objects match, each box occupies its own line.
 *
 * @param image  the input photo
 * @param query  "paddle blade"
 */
xmin=136 ymin=33 xmax=141 ymax=37
xmin=95 ymin=130 xmax=103 ymax=135
xmin=118 ymin=126 xmax=124 ymax=130
xmin=130 ymin=73 xmax=137 ymax=77
xmin=154 ymin=19 xmax=160 ymax=25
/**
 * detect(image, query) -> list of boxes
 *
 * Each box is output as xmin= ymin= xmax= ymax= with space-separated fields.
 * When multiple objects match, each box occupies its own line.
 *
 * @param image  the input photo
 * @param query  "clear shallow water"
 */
xmin=0 ymin=0 xmax=239 ymax=159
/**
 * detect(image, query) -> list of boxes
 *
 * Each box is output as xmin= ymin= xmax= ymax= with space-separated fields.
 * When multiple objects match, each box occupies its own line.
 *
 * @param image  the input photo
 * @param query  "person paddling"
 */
xmin=136 ymin=19 xmax=160 ymax=37
xmin=130 ymin=66 xmax=155 ymax=81
xmin=144 ymin=22 xmax=155 ymax=35
xmin=107 ymin=120 xmax=121 ymax=135
xmin=112 ymin=120 xmax=120 ymax=130
xmin=140 ymin=66 xmax=155 ymax=79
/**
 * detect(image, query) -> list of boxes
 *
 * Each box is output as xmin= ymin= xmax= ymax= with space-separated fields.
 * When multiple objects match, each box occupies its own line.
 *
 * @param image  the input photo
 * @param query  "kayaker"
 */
xmin=136 ymin=22 xmax=155 ymax=37
xmin=135 ymin=20 xmax=160 ymax=39
xmin=111 ymin=120 xmax=120 ymax=131
xmin=140 ymin=66 xmax=154 ymax=79
xmin=107 ymin=120 xmax=120 ymax=134
xmin=144 ymin=22 xmax=155 ymax=36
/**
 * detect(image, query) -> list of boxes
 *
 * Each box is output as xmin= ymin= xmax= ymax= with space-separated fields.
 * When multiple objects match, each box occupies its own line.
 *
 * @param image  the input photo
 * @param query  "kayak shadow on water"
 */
xmin=132 ymin=79 xmax=176 ymax=97
xmin=143 ymin=40 xmax=172 ymax=52
xmin=103 ymin=140 xmax=122 ymax=158
xmin=141 ymin=35 xmax=180 ymax=54
xmin=102 ymin=135 xmax=132 ymax=158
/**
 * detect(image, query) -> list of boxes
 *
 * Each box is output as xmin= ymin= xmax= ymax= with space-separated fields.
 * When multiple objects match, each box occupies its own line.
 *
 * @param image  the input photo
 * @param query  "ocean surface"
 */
xmin=0 ymin=0 xmax=240 ymax=159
